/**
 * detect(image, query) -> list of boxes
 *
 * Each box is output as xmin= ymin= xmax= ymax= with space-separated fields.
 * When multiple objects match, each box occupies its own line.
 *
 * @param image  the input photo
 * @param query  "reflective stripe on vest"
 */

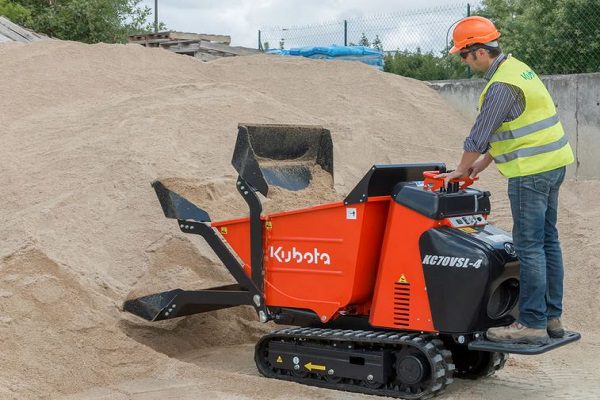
xmin=479 ymin=56 xmax=574 ymax=177
xmin=494 ymin=134 xmax=569 ymax=163
xmin=489 ymin=113 xmax=560 ymax=143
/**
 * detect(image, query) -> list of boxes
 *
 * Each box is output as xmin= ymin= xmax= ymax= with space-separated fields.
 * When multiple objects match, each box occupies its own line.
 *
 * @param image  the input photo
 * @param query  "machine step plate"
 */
xmin=468 ymin=331 xmax=581 ymax=355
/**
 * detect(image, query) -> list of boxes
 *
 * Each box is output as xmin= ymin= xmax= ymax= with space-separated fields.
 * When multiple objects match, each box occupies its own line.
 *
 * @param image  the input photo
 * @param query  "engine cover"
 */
xmin=420 ymin=225 xmax=519 ymax=333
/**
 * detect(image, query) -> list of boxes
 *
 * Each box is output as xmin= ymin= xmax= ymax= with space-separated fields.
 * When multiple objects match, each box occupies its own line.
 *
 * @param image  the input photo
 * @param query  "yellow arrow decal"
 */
xmin=304 ymin=362 xmax=326 ymax=372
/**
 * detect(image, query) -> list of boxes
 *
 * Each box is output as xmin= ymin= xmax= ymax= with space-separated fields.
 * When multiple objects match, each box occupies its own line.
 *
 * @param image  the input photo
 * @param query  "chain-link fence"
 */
xmin=259 ymin=3 xmax=470 ymax=55
xmin=477 ymin=0 xmax=600 ymax=75
xmin=258 ymin=1 xmax=600 ymax=78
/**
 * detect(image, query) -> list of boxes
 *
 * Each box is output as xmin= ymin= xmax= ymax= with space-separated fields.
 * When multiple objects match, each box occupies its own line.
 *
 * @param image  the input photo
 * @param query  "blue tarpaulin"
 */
xmin=267 ymin=45 xmax=384 ymax=70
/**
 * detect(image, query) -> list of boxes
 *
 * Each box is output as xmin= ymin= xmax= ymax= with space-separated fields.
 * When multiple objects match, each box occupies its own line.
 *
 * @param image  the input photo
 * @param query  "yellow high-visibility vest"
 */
xmin=479 ymin=56 xmax=574 ymax=177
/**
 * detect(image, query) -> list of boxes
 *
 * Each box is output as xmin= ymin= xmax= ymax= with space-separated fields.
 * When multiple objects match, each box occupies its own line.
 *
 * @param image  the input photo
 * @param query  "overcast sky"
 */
xmin=141 ymin=1 xmax=480 ymax=51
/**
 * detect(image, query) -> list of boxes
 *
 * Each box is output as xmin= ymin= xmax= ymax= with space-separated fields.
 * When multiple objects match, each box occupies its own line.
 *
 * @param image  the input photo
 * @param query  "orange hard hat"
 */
xmin=449 ymin=16 xmax=501 ymax=54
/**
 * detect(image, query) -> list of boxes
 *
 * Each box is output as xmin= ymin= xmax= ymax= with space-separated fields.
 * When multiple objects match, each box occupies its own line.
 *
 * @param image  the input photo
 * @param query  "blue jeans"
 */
xmin=508 ymin=166 xmax=566 ymax=329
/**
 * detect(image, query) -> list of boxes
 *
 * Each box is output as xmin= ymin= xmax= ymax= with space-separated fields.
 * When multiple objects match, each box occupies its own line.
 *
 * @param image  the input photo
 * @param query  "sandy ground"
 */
xmin=1 ymin=40 xmax=599 ymax=399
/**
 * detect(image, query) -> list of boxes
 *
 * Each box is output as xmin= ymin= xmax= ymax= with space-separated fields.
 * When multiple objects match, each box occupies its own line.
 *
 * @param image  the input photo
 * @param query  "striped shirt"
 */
xmin=464 ymin=53 xmax=526 ymax=153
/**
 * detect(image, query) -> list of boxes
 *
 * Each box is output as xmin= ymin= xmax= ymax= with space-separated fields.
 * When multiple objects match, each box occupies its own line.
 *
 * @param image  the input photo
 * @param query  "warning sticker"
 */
xmin=276 ymin=356 xmax=283 ymax=363
xmin=220 ymin=227 xmax=228 ymax=234
xmin=397 ymin=274 xmax=408 ymax=284
xmin=459 ymin=227 xmax=477 ymax=233
xmin=346 ymin=208 xmax=357 ymax=220
xmin=304 ymin=362 xmax=326 ymax=371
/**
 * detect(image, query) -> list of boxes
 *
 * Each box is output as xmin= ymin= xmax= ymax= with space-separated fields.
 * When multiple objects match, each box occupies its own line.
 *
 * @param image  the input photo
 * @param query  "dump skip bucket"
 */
xmin=231 ymin=124 xmax=333 ymax=196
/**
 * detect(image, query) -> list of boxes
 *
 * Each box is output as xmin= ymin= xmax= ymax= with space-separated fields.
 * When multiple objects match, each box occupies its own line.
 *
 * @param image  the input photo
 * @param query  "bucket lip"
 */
xmin=237 ymin=122 xmax=326 ymax=130
xmin=210 ymin=196 xmax=390 ymax=227
xmin=266 ymin=195 xmax=389 ymax=219
xmin=151 ymin=180 xmax=211 ymax=222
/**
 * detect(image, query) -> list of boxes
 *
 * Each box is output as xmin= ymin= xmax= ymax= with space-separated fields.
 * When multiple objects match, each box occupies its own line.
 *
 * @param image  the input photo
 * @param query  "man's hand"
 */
xmin=434 ymin=169 xmax=469 ymax=187
xmin=436 ymin=151 xmax=488 ymax=187
xmin=468 ymin=160 xmax=486 ymax=179
xmin=469 ymin=153 xmax=494 ymax=178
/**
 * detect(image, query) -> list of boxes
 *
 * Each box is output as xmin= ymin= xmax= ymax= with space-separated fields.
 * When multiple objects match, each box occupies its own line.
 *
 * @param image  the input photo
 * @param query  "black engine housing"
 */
xmin=420 ymin=225 xmax=520 ymax=334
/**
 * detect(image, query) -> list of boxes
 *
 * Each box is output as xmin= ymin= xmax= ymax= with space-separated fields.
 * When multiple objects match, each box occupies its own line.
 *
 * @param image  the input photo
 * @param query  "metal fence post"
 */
xmin=154 ymin=0 xmax=158 ymax=33
xmin=344 ymin=20 xmax=348 ymax=46
xmin=466 ymin=3 xmax=472 ymax=78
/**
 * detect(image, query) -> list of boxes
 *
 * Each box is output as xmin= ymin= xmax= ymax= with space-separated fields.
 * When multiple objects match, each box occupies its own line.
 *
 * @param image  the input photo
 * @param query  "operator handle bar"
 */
xmin=422 ymin=170 xmax=478 ymax=192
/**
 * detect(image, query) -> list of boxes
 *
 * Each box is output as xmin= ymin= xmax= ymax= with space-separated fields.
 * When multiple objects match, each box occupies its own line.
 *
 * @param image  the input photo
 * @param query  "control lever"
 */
xmin=422 ymin=170 xmax=478 ymax=192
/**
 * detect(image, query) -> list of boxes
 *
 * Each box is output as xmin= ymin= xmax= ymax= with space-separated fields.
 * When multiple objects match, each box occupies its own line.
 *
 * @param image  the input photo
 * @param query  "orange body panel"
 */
xmin=212 ymin=197 xmax=390 ymax=322
xmin=369 ymin=202 xmax=442 ymax=332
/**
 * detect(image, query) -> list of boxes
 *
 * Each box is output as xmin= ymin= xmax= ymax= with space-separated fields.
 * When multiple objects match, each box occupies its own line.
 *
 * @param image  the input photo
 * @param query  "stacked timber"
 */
xmin=0 ymin=16 xmax=48 ymax=43
xmin=128 ymin=31 xmax=260 ymax=61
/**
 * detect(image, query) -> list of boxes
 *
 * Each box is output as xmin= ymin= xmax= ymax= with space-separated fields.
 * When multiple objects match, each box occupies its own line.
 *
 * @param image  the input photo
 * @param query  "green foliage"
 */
xmin=384 ymin=48 xmax=469 ymax=80
xmin=372 ymin=35 xmax=383 ymax=52
xmin=352 ymin=33 xmax=466 ymax=80
xmin=358 ymin=32 xmax=370 ymax=47
xmin=0 ymin=0 xmax=32 ymax=25
xmin=9 ymin=0 xmax=162 ymax=43
xmin=350 ymin=33 xmax=382 ymax=51
xmin=475 ymin=0 xmax=600 ymax=74
xmin=383 ymin=0 xmax=600 ymax=80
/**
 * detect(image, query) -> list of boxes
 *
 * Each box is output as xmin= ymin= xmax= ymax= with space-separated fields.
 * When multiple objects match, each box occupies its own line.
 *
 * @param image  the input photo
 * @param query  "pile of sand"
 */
xmin=1 ymin=40 xmax=598 ymax=399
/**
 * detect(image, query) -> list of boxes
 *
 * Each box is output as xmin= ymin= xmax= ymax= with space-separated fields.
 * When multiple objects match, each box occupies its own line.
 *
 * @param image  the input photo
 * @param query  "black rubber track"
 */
xmin=255 ymin=328 xmax=455 ymax=399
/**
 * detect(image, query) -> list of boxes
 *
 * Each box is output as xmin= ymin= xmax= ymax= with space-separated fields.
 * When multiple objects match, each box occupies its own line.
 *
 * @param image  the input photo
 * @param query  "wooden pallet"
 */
xmin=128 ymin=31 xmax=231 ymax=46
xmin=0 ymin=16 xmax=48 ymax=43
xmin=161 ymin=40 xmax=260 ymax=57
xmin=128 ymin=31 xmax=260 ymax=61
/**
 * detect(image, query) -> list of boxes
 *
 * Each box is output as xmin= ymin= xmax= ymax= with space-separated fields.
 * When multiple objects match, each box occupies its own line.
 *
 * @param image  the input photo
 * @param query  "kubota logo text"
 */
xmin=422 ymin=254 xmax=483 ymax=269
xmin=269 ymin=246 xmax=331 ymax=265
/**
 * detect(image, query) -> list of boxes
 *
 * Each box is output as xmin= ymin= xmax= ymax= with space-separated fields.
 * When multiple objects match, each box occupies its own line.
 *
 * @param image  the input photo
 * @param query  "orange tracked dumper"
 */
xmin=124 ymin=124 xmax=580 ymax=399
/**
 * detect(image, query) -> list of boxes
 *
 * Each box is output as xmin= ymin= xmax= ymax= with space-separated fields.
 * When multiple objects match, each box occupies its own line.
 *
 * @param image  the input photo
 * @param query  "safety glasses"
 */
xmin=459 ymin=48 xmax=475 ymax=59
xmin=459 ymin=45 xmax=485 ymax=59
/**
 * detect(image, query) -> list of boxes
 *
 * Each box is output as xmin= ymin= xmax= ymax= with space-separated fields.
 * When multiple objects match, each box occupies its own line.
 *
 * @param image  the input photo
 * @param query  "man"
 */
xmin=436 ymin=16 xmax=574 ymax=345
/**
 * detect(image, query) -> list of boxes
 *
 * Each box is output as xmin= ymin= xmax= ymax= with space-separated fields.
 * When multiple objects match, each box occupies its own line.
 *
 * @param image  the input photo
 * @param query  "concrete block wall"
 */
xmin=429 ymin=73 xmax=600 ymax=180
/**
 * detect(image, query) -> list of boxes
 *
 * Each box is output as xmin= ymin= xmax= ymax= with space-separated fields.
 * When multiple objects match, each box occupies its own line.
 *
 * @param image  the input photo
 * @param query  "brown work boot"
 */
xmin=487 ymin=322 xmax=550 ymax=344
xmin=547 ymin=318 xmax=565 ymax=338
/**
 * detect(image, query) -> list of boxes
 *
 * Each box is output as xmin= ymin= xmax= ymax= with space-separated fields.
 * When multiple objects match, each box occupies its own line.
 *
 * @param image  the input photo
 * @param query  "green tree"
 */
xmin=358 ymin=32 xmax=370 ymax=47
xmin=475 ymin=0 xmax=600 ymax=74
xmin=384 ymin=48 xmax=468 ymax=80
xmin=0 ymin=0 xmax=32 ymax=25
xmin=372 ymin=35 xmax=383 ymax=52
xmin=10 ymin=0 xmax=162 ymax=43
